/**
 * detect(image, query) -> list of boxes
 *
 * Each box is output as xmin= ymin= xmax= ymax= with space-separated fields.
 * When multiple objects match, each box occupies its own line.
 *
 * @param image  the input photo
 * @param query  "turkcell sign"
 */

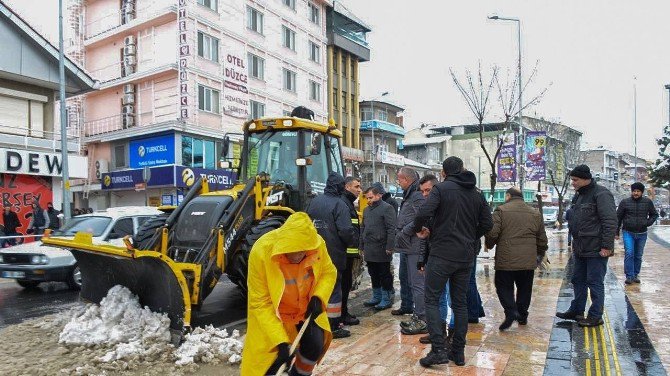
xmin=175 ymin=166 xmax=235 ymax=190
xmin=129 ymin=134 xmax=175 ymax=168
xmin=101 ymin=165 xmax=174 ymax=190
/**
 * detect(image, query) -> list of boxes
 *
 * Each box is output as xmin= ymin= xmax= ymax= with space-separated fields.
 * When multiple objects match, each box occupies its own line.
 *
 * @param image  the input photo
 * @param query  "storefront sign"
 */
xmin=129 ymin=134 xmax=175 ymax=168
xmin=378 ymin=151 xmax=404 ymax=166
xmin=0 ymin=148 xmax=87 ymax=178
xmin=525 ymin=131 xmax=547 ymax=181
xmin=496 ymin=144 xmax=517 ymax=182
xmin=177 ymin=0 xmax=190 ymax=119
xmin=161 ymin=194 xmax=173 ymax=206
xmin=176 ymin=166 xmax=235 ymax=190
xmin=222 ymin=42 xmax=249 ymax=119
xmin=0 ymin=174 xmax=52 ymax=243
xmin=101 ymin=165 xmax=174 ymax=190
xmin=342 ymin=146 xmax=364 ymax=162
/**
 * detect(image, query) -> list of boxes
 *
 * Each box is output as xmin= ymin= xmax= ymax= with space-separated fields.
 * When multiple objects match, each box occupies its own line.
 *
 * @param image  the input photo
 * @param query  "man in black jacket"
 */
xmin=341 ymin=176 xmax=362 ymax=325
xmin=2 ymin=206 xmax=21 ymax=247
xmin=557 ymin=165 xmax=617 ymax=328
xmin=616 ymin=182 xmax=657 ymax=285
xmin=415 ymin=157 xmax=493 ymax=367
xmin=372 ymin=182 xmax=399 ymax=214
xmin=307 ymin=172 xmax=355 ymax=338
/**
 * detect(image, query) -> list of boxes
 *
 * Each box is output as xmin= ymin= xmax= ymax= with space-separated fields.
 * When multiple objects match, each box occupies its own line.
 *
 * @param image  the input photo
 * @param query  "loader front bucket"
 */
xmin=72 ymin=248 xmax=187 ymax=331
xmin=42 ymin=234 xmax=194 ymax=333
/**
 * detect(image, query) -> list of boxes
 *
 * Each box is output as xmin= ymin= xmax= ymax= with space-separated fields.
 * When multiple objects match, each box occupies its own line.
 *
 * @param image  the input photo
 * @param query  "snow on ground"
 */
xmin=0 ymin=285 xmax=243 ymax=376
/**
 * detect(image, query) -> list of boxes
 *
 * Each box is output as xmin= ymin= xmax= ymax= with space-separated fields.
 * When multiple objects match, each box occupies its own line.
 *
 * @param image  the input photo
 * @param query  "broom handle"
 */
xmin=276 ymin=315 xmax=312 ymax=375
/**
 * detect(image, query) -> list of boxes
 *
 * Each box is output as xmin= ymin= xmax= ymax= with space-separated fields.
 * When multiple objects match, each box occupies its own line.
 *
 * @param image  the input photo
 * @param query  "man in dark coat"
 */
xmin=340 ymin=176 xmax=362 ymax=325
xmin=361 ymin=185 xmax=396 ymax=311
xmin=616 ymin=182 xmax=658 ymax=284
xmin=485 ymin=188 xmax=548 ymax=330
xmin=557 ymin=165 xmax=617 ymax=328
xmin=394 ymin=167 xmax=428 ymax=336
xmin=415 ymin=156 xmax=493 ymax=367
xmin=46 ymin=202 xmax=61 ymax=231
xmin=307 ymin=172 xmax=355 ymax=338
xmin=2 ymin=206 xmax=21 ymax=247
xmin=27 ymin=201 xmax=49 ymax=240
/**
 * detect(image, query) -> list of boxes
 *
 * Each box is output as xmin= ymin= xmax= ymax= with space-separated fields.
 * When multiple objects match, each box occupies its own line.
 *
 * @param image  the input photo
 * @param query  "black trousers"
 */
xmin=266 ymin=320 xmax=325 ymax=375
xmin=341 ymin=257 xmax=355 ymax=317
xmin=425 ymin=258 xmax=472 ymax=352
xmin=494 ymin=270 xmax=535 ymax=320
xmin=367 ymin=261 xmax=393 ymax=291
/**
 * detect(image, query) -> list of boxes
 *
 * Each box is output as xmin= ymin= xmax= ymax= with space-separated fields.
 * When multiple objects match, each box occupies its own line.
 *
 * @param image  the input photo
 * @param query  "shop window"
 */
xmin=182 ymin=135 xmax=218 ymax=168
xmin=113 ymin=144 xmax=127 ymax=169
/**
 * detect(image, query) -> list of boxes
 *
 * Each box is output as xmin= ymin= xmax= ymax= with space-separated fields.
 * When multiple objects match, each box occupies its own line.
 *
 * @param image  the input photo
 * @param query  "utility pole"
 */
xmin=59 ymin=0 xmax=71 ymax=221
xmin=634 ymin=78 xmax=638 ymax=180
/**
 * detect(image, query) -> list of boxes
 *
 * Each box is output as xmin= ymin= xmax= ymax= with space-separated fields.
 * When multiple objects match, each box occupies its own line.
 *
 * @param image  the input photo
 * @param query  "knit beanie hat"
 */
xmin=631 ymin=182 xmax=645 ymax=192
xmin=570 ymin=165 xmax=592 ymax=180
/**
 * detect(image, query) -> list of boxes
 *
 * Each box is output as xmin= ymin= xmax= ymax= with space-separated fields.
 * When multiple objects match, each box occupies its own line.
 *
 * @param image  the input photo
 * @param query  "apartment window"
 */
xmin=198 ymin=85 xmax=220 ymax=113
xmin=342 ymin=60 xmax=347 ymax=77
xmin=246 ymin=6 xmax=264 ymax=34
xmin=182 ymin=136 xmax=216 ymax=169
xmin=342 ymin=93 xmax=347 ymax=112
xmin=378 ymin=110 xmax=387 ymax=122
xmin=113 ymin=144 xmax=127 ymax=169
xmin=283 ymin=0 xmax=295 ymax=10
xmin=309 ymin=80 xmax=321 ymax=102
xmin=309 ymin=41 xmax=320 ymax=63
xmin=333 ymin=52 xmax=338 ymax=73
xmin=247 ymin=53 xmax=265 ymax=80
xmin=308 ymin=3 xmax=320 ymax=25
xmin=197 ymin=31 xmax=219 ymax=62
xmin=282 ymin=26 xmax=296 ymax=51
xmin=283 ymin=68 xmax=297 ymax=92
xmin=332 ymin=89 xmax=338 ymax=107
xmin=250 ymin=100 xmax=265 ymax=119
xmin=197 ymin=0 xmax=217 ymax=11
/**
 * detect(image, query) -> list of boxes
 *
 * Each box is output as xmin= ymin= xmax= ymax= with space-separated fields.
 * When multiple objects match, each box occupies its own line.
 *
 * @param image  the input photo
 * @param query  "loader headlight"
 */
xmin=31 ymin=255 xmax=49 ymax=265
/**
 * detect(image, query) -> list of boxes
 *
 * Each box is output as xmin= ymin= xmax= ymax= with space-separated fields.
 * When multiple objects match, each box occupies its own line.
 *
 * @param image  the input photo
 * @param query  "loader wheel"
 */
xmin=232 ymin=216 xmax=286 ymax=291
xmin=133 ymin=213 xmax=170 ymax=251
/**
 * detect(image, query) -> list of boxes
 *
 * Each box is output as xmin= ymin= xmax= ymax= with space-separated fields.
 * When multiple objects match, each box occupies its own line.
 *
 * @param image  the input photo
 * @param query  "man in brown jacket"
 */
xmin=485 ymin=188 xmax=548 ymax=331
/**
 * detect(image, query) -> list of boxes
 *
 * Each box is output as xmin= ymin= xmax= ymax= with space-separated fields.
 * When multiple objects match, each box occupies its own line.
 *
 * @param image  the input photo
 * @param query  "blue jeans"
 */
xmin=569 ymin=256 xmax=608 ymax=319
xmin=399 ymin=253 xmax=413 ymax=310
xmin=622 ymin=230 xmax=647 ymax=279
xmin=467 ymin=257 xmax=485 ymax=319
xmin=439 ymin=282 xmax=455 ymax=328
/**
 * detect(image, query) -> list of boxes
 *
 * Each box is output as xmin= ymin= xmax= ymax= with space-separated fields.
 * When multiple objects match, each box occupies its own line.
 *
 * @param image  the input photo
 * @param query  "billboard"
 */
xmin=525 ymin=131 xmax=547 ymax=181
xmin=497 ymin=144 xmax=517 ymax=182
xmin=0 ymin=174 xmax=52 ymax=244
xmin=101 ymin=165 xmax=174 ymax=190
xmin=129 ymin=134 xmax=175 ymax=168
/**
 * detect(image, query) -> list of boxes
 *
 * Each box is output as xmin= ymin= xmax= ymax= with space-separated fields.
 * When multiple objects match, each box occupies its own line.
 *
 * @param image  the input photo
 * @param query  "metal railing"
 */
xmin=0 ymin=124 xmax=81 ymax=151
xmin=84 ymin=115 xmax=127 ymax=137
xmin=85 ymin=1 xmax=176 ymax=40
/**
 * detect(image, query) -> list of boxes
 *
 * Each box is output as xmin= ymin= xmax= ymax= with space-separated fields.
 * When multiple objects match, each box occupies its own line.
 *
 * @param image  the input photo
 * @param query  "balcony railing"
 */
xmin=0 ymin=124 xmax=81 ymax=151
xmin=85 ymin=1 xmax=175 ymax=40
xmin=84 ymin=115 xmax=127 ymax=137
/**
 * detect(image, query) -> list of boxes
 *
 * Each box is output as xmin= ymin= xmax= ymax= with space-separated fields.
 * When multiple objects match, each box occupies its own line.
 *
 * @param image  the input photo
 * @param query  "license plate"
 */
xmin=1 ymin=271 xmax=25 ymax=278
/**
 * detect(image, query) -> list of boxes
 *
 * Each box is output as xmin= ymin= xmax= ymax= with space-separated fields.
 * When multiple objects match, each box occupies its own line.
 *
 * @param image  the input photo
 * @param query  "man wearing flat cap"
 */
xmin=615 ymin=182 xmax=658 ymax=285
xmin=556 ymin=165 xmax=617 ymax=327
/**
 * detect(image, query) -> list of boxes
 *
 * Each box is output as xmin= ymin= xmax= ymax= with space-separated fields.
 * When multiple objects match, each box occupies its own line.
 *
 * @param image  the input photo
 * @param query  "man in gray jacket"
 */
xmin=395 ymin=167 xmax=427 ymax=335
xmin=361 ymin=185 xmax=397 ymax=310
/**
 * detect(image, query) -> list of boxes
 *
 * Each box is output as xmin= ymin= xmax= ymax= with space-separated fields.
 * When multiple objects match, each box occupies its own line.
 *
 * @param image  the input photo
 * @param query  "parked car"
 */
xmin=0 ymin=206 xmax=162 ymax=290
xmin=542 ymin=206 xmax=559 ymax=227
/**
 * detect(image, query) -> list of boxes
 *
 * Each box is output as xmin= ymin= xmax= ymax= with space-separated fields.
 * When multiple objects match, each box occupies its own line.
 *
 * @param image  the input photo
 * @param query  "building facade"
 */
xmin=0 ymin=1 xmax=97 ymax=236
xmin=71 ymin=0 xmax=331 ymax=209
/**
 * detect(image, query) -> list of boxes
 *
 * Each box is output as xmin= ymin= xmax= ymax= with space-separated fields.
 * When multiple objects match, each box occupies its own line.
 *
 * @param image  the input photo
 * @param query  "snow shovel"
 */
xmin=276 ymin=315 xmax=312 ymax=375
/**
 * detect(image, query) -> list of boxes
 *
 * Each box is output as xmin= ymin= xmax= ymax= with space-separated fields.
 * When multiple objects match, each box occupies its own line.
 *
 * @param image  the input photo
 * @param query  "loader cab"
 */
xmin=235 ymin=117 xmax=344 ymax=211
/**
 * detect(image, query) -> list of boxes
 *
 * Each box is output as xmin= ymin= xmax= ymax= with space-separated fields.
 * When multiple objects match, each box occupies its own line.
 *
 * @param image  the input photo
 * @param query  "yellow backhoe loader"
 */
xmin=43 ymin=108 xmax=365 ymax=337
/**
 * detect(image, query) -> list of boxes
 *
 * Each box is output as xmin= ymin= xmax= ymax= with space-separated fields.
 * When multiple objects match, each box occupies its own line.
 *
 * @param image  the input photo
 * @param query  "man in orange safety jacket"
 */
xmin=240 ymin=212 xmax=337 ymax=376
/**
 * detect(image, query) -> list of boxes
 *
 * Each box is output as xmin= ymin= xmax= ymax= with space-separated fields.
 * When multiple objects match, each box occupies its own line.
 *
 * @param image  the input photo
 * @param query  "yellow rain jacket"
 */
xmin=240 ymin=212 xmax=337 ymax=376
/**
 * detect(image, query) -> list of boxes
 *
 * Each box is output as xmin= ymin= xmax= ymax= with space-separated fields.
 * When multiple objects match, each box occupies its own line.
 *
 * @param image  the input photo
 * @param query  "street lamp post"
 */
xmin=369 ymin=92 xmax=389 ymax=184
xmin=58 ymin=0 xmax=71 ymax=221
xmin=488 ymin=15 xmax=524 ymax=190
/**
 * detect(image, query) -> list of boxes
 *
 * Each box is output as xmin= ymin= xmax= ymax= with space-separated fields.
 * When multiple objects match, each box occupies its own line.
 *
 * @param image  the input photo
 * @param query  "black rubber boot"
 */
xmin=419 ymin=346 xmax=450 ymax=367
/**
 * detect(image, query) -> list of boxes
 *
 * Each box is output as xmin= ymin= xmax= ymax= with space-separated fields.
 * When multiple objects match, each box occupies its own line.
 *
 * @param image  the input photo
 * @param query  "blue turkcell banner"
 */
xmin=101 ymin=165 xmax=236 ymax=191
xmin=175 ymin=166 xmax=235 ymax=190
xmin=129 ymin=134 xmax=175 ymax=168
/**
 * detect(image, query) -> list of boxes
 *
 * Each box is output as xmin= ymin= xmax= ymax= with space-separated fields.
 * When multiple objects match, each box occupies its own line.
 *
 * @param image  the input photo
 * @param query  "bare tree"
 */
xmin=450 ymin=63 xmax=508 ymax=202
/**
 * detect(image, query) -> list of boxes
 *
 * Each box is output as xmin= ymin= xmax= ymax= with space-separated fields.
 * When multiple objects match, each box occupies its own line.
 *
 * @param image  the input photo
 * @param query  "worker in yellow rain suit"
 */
xmin=241 ymin=212 xmax=337 ymax=376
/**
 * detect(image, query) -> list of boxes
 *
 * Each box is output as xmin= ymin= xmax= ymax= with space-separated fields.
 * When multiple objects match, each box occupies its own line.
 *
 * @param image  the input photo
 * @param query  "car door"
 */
xmin=107 ymin=217 xmax=135 ymax=246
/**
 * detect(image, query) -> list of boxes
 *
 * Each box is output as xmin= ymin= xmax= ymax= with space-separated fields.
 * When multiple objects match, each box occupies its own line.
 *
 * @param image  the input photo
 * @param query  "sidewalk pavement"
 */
xmin=316 ymin=231 xmax=571 ymax=375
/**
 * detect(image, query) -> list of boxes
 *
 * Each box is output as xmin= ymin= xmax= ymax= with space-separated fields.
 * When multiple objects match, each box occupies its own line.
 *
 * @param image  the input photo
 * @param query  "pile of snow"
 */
xmin=57 ymin=285 xmax=244 ymax=366
xmin=175 ymin=326 xmax=243 ymax=366
xmin=59 ymin=285 xmax=172 ymax=362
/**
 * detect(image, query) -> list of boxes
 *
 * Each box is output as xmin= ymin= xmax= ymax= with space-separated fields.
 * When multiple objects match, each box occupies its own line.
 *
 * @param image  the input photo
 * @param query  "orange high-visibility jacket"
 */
xmin=240 ymin=212 xmax=337 ymax=376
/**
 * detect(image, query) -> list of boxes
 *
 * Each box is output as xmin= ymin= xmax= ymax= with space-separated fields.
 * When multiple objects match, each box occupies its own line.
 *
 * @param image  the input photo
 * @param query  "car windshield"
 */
xmin=53 ymin=216 xmax=113 ymax=237
xmin=543 ymin=208 xmax=558 ymax=217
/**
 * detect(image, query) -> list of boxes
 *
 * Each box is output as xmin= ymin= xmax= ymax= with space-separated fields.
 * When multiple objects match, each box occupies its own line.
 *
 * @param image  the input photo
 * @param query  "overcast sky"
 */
xmin=343 ymin=0 xmax=670 ymax=160
xmin=7 ymin=0 xmax=670 ymax=159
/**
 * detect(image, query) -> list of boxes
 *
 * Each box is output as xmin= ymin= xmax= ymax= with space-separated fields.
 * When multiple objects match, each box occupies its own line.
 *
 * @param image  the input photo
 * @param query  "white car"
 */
xmin=0 ymin=206 xmax=162 ymax=289
xmin=543 ymin=206 xmax=560 ymax=227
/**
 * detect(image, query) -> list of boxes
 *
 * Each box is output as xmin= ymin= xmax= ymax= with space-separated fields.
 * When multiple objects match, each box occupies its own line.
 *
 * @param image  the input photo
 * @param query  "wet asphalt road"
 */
xmin=0 ymin=276 xmax=247 ymax=331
